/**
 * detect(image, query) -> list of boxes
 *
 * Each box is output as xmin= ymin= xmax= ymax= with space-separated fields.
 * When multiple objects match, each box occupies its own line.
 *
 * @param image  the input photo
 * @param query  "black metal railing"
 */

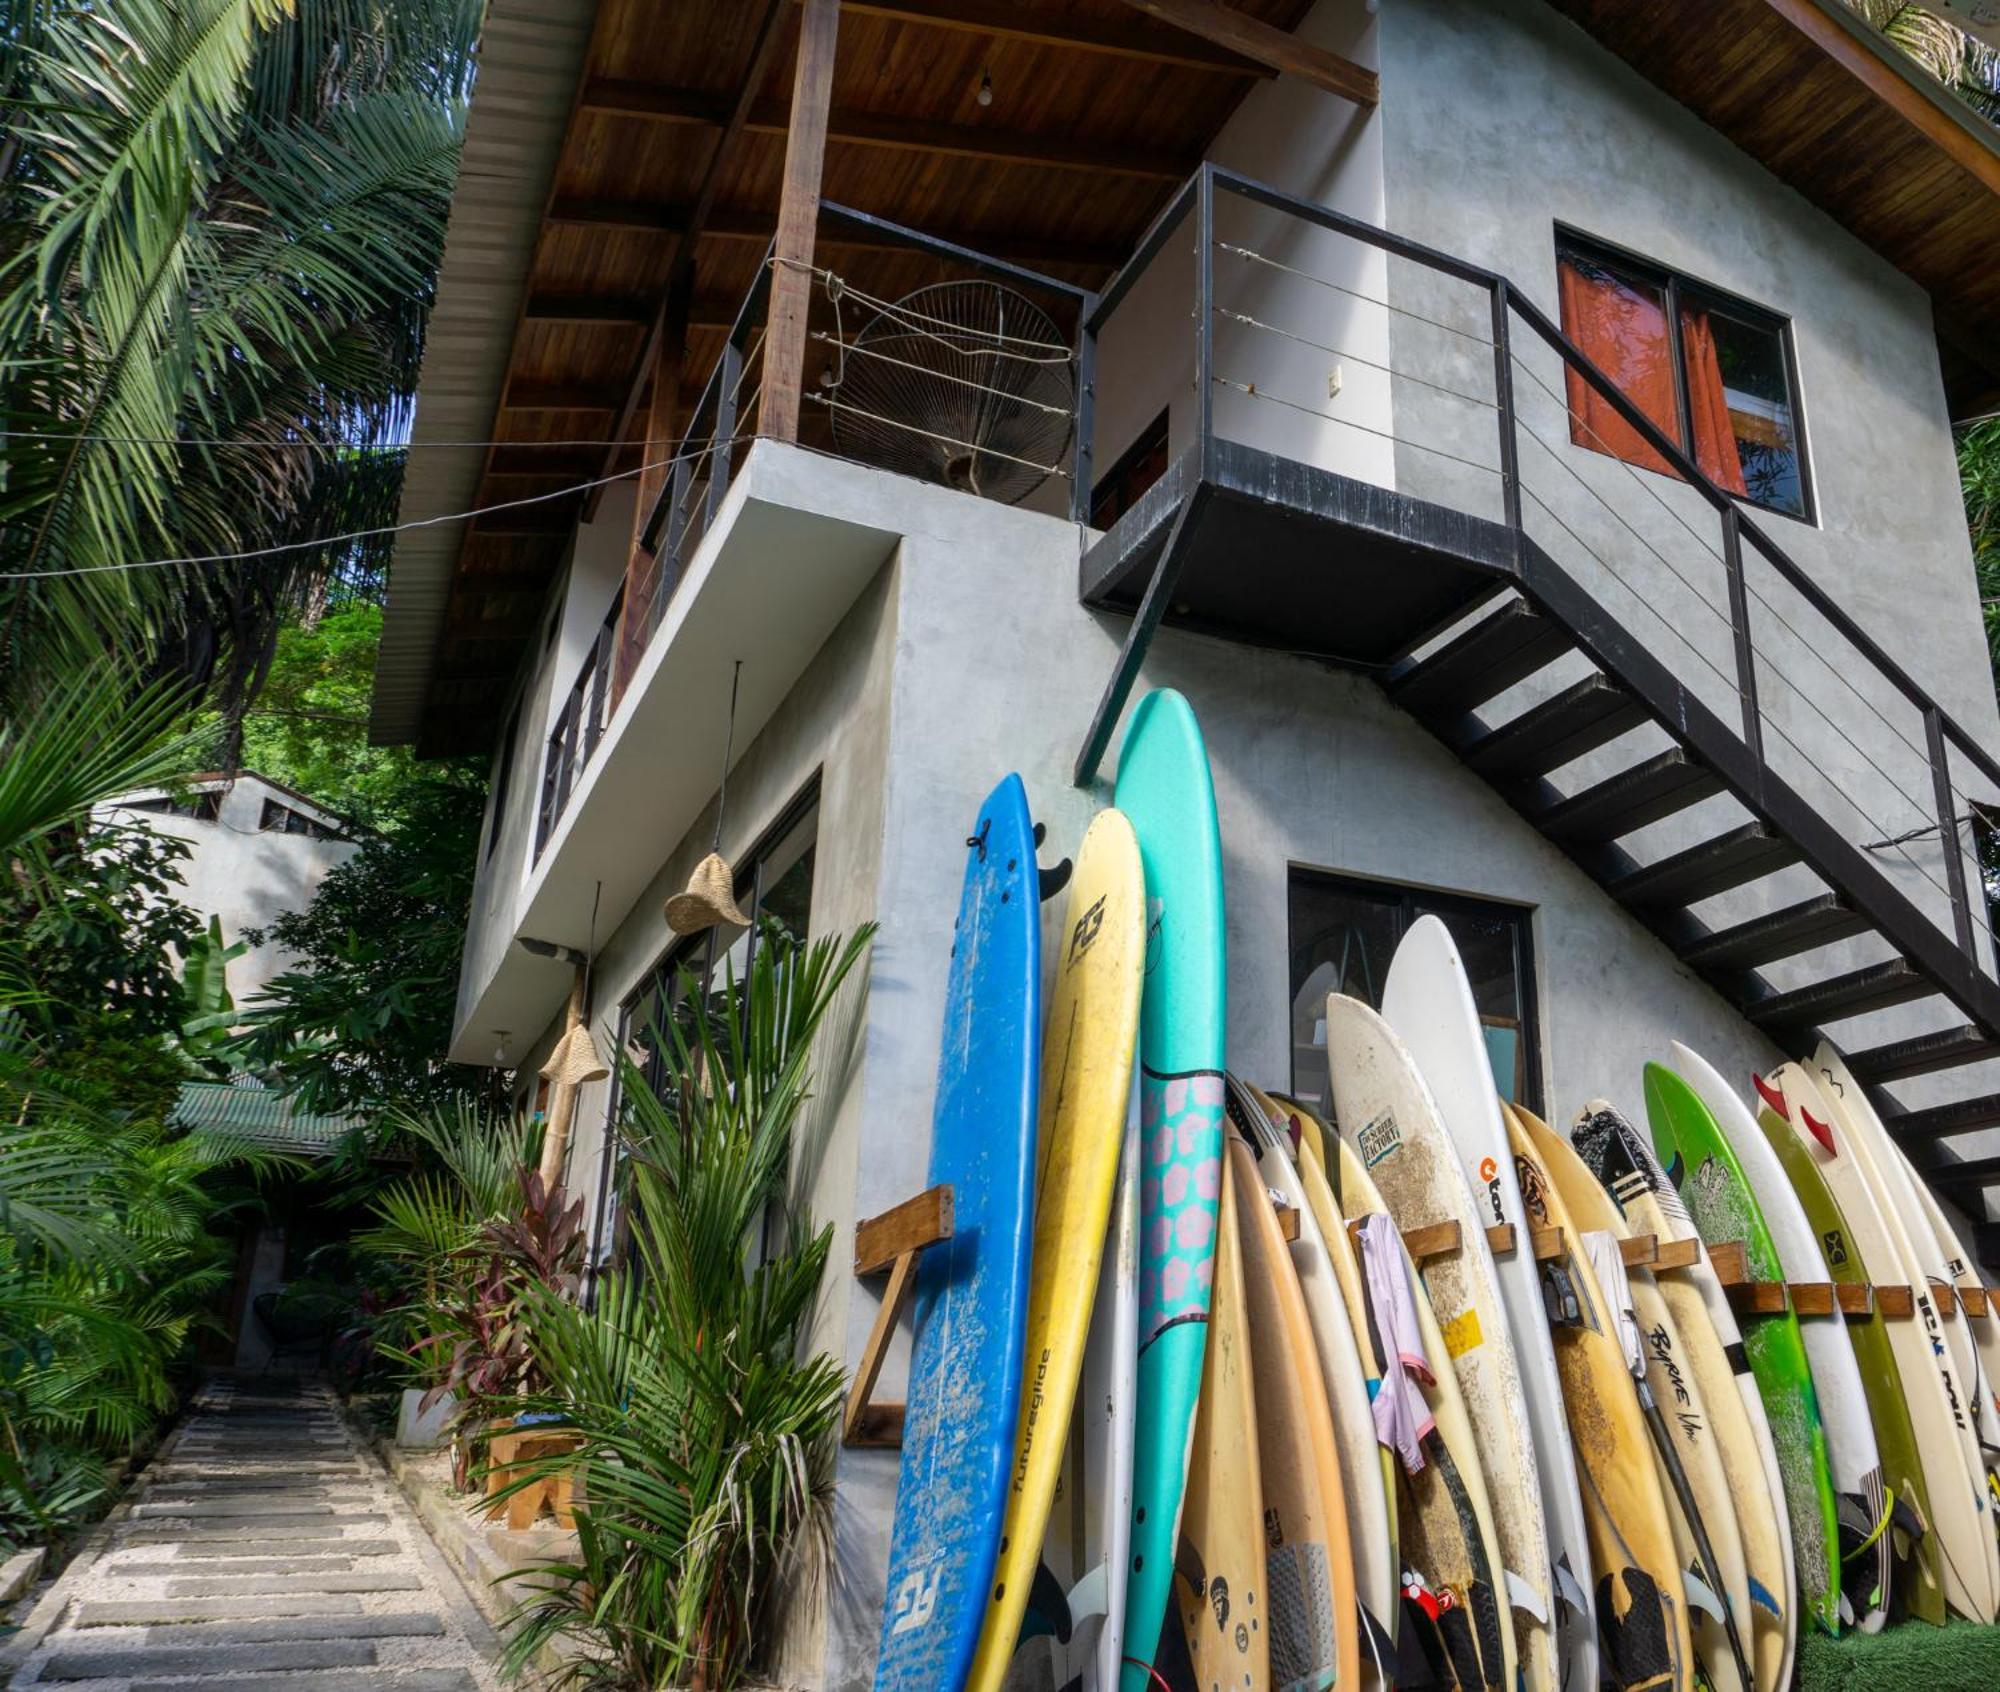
xmin=534 ymin=586 xmax=622 ymax=858
xmin=1077 ymin=162 xmax=2000 ymax=996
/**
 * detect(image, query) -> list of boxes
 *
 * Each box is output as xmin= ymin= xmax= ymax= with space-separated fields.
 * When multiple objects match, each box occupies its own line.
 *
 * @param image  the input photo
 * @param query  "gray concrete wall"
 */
xmin=1370 ymin=0 xmax=2000 ymax=987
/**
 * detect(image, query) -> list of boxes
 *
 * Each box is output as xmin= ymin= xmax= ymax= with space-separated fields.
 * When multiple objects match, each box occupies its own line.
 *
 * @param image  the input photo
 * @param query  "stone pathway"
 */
xmin=5 ymin=1381 xmax=502 ymax=1692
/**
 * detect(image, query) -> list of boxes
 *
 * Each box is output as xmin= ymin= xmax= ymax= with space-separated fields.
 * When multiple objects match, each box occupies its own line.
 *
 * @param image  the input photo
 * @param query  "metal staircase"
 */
xmin=1073 ymin=165 xmax=2000 ymax=1256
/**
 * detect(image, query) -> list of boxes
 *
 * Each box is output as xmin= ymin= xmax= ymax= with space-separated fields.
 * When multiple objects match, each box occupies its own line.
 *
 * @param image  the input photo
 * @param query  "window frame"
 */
xmin=1553 ymin=226 xmax=1816 ymax=527
xmin=588 ymin=775 xmax=824 ymax=1274
xmin=1287 ymin=866 xmax=1544 ymax=1117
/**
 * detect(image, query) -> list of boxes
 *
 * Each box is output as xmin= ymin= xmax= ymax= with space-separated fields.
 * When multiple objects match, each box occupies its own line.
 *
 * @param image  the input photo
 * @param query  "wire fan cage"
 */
xmin=823 ymin=280 xmax=1075 ymax=505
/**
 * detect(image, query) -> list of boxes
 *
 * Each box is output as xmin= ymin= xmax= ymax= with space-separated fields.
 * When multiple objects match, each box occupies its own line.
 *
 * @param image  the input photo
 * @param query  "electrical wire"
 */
xmin=0 ymin=434 xmax=753 ymax=581
xmin=0 ymin=428 xmax=681 ymax=451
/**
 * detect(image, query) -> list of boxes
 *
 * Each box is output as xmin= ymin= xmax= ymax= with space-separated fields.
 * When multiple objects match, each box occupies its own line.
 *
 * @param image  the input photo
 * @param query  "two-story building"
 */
xmin=370 ymin=1 xmax=2000 ymax=1682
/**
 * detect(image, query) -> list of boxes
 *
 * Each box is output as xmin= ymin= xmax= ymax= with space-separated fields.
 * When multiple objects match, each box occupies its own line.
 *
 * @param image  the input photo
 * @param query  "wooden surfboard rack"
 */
xmin=1354 ymin=1216 xmax=1689 ymax=1271
xmin=842 ymin=1184 xmax=955 ymax=1449
xmin=1705 ymin=1239 xmax=1917 ymax=1320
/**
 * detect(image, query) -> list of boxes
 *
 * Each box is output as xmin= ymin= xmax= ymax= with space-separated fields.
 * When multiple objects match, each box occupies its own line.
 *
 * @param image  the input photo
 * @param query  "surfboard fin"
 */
xmin=1504 ymin=1569 xmax=1549 ymax=1625
xmin=1552 ymin=1553 xmax=1589 ymax=1621
xmin=1026 ymin=1560 xmax=1074 ymax=1643
xmin=1681 ymin=1565 xmax=1725 ymax=1623
xmin=1356 ymin=1600 xmax=1398 ymax=1687
xmin=1746 ymin=1575 xmax=1783 ymax=1621
xmin=1062 ymin=1563 xmax=1107 ymax=1629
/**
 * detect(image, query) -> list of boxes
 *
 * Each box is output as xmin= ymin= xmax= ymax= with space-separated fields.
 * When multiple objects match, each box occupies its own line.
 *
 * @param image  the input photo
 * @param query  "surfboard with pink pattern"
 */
xmin=1112 ymin=690 xmax=1226 ymax=1692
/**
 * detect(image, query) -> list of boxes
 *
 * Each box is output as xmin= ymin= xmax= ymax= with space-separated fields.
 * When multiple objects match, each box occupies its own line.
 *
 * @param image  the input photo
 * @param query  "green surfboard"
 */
xmin=1647 ymin=1058 xmax=1843 ymax=1638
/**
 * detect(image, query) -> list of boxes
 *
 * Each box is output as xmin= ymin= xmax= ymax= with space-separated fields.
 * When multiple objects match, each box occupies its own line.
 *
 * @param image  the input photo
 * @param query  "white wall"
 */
xmin=97 ymin=775 xmax=356 ymax=1004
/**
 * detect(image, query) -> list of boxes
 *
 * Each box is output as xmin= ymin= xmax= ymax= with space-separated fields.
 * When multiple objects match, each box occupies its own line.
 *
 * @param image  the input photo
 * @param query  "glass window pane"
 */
xmin=1290 ymin=871 xmax=1538 ymax=1114
xmin=1557 ymin=247 xmax=1682 ymax=476
xmin=1680 ymin=294 xmax=1803 ymax=518
xmin=1288 ymin=877 xmax=1401 ymax=1117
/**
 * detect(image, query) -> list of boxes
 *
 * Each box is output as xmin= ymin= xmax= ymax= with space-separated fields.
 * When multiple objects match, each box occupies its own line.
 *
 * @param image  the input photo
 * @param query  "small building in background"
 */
xmin=96 ymin=770 xmax=359 ymax=1005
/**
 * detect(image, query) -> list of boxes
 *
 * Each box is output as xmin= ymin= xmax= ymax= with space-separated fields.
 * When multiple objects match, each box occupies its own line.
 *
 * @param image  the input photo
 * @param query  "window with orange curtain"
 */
xmin=1554 ymin=234 xmax=1810 ymax=521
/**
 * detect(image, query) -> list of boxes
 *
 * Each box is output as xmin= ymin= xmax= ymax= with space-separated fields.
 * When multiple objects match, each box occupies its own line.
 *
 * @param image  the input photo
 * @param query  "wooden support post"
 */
xmin=843 ymin=1184 xmax=953 ymax=1448
xmin=536 ymin=971 xmax=589 ymax=1189
xmin=762 ymin=0 xmax=839 ymax=443
xmin=612 ymin=285 xmax=691 ymax=703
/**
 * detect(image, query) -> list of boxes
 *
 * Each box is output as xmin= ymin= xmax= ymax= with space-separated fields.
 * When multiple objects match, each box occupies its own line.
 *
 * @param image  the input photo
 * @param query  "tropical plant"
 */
xmin=490 ymin=925 xmax=874 ymax=1691
xmin=1843 ymin=1 xmax=2000 ymax=120
xmin=0 ymin=0 xmax=479 ymax=721
xmin=228 ymin=771 xmax=488 ymax=1114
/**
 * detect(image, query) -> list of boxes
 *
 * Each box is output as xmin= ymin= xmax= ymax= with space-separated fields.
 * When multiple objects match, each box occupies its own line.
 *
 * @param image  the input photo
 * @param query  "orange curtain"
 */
xmin=1679 ymin=308 xmax=1747 ymax=496
xmin=1558 ymin=258 xmax=1681 ymax=479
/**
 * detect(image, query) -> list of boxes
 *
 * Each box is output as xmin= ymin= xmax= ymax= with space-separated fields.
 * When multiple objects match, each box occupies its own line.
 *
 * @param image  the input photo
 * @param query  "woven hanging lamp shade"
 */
xmin=665 ymin=850 xmax=750 ymax=935
xmin=539 ymin=1020 xmax=609 ymax=1087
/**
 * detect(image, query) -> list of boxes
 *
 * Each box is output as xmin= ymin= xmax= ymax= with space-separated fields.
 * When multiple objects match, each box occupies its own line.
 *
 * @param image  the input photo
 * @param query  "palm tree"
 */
xmin=1842 ymin=1 xmax=2000 ymax=120
xmin=0 ymin=0 xmax=479 ymax=734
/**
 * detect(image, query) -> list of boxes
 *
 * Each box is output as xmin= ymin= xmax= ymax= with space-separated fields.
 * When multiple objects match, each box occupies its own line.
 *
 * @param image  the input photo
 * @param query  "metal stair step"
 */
xmin=1387 ymin=600 xmax=1572 ymax=719
xmin=1599 ymin=823 xmax=1801 ymax=910
xmin=1454 ymin=675 xmax=1650 ymax=784
xmin=1845 ymin=1025 xmax=2000 ymax=1085
xmin=1882 ymin=1091 xmax=2000 ymax=1143
xmin=1743 ymin=958 xmax=1931 ymax=1036
xmin=1533 ymin=750 xmax=1723 ymax=846
xmin=1680 ymin=895 xmax=1870 ymax=974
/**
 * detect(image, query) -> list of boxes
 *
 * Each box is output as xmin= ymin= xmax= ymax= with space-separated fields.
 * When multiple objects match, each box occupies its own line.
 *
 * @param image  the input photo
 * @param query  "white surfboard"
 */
xmin=1381 ymin=917 xmax=1591 ymax=1692
xmin=1038 ymin=1082 xmax=1140 ymax=1692
xmin=1809 ymin=1041 xmax=2000 ymax=1623
xmin=1670 ymin=1042 xmax=1886 ymax=1631
xmin=1327 ymin=991 xmax=1559 ymax=1692
xmin=1901 ymin=1147 xmax=2000 ymax=1468
xmin=1230 ymin=1078 xmax=1398 ymax=1684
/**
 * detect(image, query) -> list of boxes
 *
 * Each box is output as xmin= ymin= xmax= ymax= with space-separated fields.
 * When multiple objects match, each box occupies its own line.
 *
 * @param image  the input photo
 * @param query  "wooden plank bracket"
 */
xmin=1709 ymin=1240 xmax=1788 ymax=1316
xmin=1961 ymin=1284 xmax=1992 ymax=1319
xmin=842 ymin=1184 xmax=954 ymax=1449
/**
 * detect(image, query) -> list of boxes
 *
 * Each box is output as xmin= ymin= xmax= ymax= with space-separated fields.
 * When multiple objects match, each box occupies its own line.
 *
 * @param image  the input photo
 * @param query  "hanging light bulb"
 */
xmin=976 ymin=69 xmax=993 ymax=107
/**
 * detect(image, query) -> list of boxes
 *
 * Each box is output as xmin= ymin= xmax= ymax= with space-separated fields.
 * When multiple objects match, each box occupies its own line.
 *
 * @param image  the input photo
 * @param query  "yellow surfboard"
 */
xmin=1505 ymin=1106 xmax=1687 ymax=1692
xmin=1229 ymin=1127 xmax=1358 ymax=1692
xmin=967 ymin=809 xmax=1145 ymax=1692
xmin=1179 ymin=1155 xmax=1270 ymax=1690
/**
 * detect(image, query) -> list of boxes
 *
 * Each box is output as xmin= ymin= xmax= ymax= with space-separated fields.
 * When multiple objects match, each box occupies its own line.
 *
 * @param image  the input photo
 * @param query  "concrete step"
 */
xmin=75 ymin=1596 xmax=363 ymax=1625
xmin=138 ymin=1613 xmax=447 ymax=1648
xmin=167 ymin=1572 xmax=424 ymax=1598
xmin=40 ymin=1639 xmax=376 ymax=1681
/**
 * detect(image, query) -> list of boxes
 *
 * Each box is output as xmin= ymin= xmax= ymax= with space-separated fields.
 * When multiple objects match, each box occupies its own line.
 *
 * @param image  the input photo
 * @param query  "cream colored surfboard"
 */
xmin=1178 ymin=1156 xmax=1269 ymax=1691
xmin=1505 ymin=1106 xmax=1687 ymax=1692
xmin=1238 ymin=1083 xmax=1399 ymax=1685
xmin=1228 ymin=1128 xmax=1358 ymax=1692
xmin=1764 ymin=1064 xmax=1952 ymax=1628
xmin=968 ymin=810 xmax=1144 ymax=1692
xmin=1902 ymin=1152 xmax=2000 ymax=1473
xmin=1327 ymin=995 xmax=1539 ymax=1689
xmin=1524 ymin=1106 xmax=1747 ymax=1692
xmin=1337 ymin=1135 xmax=1517 ymax=1692
xmin=1572 ymin=1097 xmax=1793 ymax=1692
xmin=1805 ymin=1042 xmax=2000 ymax=1623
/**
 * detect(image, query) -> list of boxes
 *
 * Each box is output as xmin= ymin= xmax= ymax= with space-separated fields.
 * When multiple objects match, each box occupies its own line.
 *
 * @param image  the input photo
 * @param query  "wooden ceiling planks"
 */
xmin=421 ymin=0 xmax=1314 ymax=746
xmin=1544 ymin=0 xmax=2000 ymax=415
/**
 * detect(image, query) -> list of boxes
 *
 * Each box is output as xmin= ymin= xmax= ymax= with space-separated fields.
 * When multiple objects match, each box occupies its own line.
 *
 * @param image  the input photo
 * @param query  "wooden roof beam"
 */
xmin=524 ymin=290 xmax=735 ymax=329
xmin=1116 ymin=0 xmax=1376 ymax=106
xmin=579 ymin=79 xmax=1192 ymax=178
xmin=546 ymin=196 xmax=1127 ymax=270
xmin=822 ymin=0 xmax=1268 ymax=75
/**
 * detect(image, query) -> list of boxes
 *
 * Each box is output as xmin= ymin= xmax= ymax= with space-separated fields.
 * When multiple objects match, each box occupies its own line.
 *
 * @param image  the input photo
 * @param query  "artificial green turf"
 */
xmin=1794 ymin=1617 xmax=2000 ymax=1690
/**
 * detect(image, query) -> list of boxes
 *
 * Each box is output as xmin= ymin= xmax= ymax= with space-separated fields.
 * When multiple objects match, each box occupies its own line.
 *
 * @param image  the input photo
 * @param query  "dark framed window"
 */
xmin=1090 ymin=408 xmax=1170 ymax=529
xmin=590 ymin=779 xmax=822 ymax=1269
xmin=1555 ymin=231 xmax=1811 ymax=522
xmin=258 ymin=797 xmax=341 ymax=841
xmin=1288 ymin=869 xmax=1541 ymax=1119
xmin=128 ymin=790 xmax=222 ymax=823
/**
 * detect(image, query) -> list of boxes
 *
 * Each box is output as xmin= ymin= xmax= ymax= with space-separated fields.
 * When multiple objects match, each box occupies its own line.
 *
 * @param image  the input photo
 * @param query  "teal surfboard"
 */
xmin=1646 ymin=1056 xmax=1842 ymax=1639
xmin=1112 ymin=690 xmax=1226 ymax=1690
xmin=874 ymin=775 xmax=1042 ymax=1690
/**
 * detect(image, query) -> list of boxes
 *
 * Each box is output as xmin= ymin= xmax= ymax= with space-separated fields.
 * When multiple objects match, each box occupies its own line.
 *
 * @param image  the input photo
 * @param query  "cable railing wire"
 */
xmin=1212 ymin=373 xmax=1503 ymax=480
xmin=1212 ymin=304 xmax=1498 ymax=412
xmin=1216 ymin=240 xmax=1494 ymax=348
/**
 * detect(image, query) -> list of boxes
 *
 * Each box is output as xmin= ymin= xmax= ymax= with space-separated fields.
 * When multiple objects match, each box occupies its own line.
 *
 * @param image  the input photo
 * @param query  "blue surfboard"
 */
xmin=874 ymin=773 xmax=1042 ymax=1692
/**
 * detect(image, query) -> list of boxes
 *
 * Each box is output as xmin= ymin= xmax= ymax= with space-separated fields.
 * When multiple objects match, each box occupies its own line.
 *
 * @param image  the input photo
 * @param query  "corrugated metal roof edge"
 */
xmin=368 ymin=0 xmax=601 ymax=750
